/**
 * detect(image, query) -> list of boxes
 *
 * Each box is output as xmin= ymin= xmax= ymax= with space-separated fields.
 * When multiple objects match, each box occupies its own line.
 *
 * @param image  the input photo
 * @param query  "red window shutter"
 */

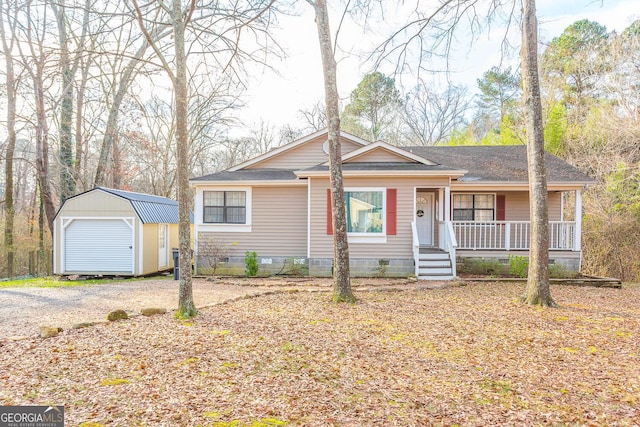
xmin=496 ymin=194 xmax=506 ymax=221
xmin=387 ymin=188 xmax=397 ymax=235
xmin=326 ymin=189 xmax=333 ymax=235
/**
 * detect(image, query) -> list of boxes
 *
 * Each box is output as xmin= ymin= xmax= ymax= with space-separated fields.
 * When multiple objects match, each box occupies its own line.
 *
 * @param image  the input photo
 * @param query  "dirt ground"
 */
xmin=0 ymin=276 xmax=427 ymax=339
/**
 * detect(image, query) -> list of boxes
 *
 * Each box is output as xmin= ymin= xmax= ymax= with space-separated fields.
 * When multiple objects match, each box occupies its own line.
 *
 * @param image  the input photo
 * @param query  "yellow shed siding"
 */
xmin=58 ymin=190 xmax=133 ymax=216
xmin=53 ymin=189 xmax=182 ymax=276
xmin=141 ymin=224 xmax=159 ymax=275
xmin=54 ymin=191 xmax=138 ymax=275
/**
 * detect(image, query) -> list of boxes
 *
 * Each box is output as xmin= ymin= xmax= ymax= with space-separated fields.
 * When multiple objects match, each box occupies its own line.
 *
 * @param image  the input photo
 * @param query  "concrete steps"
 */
xmin=417 ymin=249 xmax=454 ymax=280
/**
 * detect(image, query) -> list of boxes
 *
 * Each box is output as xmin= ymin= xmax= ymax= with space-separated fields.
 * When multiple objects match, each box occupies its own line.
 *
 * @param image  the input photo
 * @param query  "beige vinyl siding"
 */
xmin=310 ymin=177 xmax=450 ymax=259
xmin=197 ymin=186 xmax=307 ymax=257
xmin=450 ymin=191 xmax=562 ymax=221
xmin=501 ymin=191 xmax=561 ymax=221
xmin=247 ymin=135 xmax=362 ymax=169
xmin=347 ymin=149 xmax=417 ymax=163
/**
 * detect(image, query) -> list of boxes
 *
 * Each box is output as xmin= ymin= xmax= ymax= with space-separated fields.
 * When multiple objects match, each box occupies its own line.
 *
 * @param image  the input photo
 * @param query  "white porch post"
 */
xmin=444 ymin=186 xmax=451 ymax=222
xmin=574 ymin=189 xmax=583 ymax=252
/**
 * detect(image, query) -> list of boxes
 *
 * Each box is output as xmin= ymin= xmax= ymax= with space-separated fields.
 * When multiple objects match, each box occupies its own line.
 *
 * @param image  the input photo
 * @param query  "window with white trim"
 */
xmin=345 ymin=190 xmax=384 ymax=234
xmin=452 ymin=194 xmax=495 ymax=221
xmin=203 ymin=191 xmax=246 ymax=224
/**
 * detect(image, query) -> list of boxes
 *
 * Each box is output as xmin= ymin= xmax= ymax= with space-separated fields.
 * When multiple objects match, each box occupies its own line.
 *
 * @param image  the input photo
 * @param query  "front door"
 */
xmin=158 ymin=224 xmax=168 ymax=268
xmin=416 ymin=193 xmax=434 ymax=246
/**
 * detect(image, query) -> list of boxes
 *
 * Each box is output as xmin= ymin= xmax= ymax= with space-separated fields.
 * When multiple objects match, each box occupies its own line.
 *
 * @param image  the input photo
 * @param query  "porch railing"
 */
xmin=452 ymin=221 xmax=576 ymax=251
xmin=413 ymin=221 xmax=458 ymax=277
xmin=440 ymin=221 xmax=458 ymax=277
xmin=411 ymin=221 xmax=420 ymax=277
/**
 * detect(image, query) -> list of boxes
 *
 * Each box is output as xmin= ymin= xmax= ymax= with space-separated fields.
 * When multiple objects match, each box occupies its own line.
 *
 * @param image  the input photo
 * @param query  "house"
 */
xmin=190 ymin=129 xmax=593 ymax=280
xmin=53 ymin=187 xmax=185 ymax=276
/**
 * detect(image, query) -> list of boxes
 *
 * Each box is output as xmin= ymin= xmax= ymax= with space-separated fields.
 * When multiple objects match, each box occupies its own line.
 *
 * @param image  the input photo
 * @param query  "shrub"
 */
xmin=549 ymin=263 xmax=578 ymax=279
xmin=508 ymin=255 xmax=529 ymax=278
xmin=196 ymin=239 xmax=237 ymax=276
xmin=463 ymin=258 xmax=504 ymax=276
xmin=245 ymin=251 xmax=258 ymax=277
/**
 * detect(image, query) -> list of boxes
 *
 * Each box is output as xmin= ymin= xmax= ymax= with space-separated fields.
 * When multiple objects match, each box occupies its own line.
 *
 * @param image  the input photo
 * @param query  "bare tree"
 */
xmin=0 ymin=0 xmax=19 ymax=277
xmin=306 ymin=0 xmax=355 ymax=303
xmin=130 ymin=0 xmax=199 ymax=317
xmin=298 ymin=100 xmax=327 ymax=132
xmin=130 ymin=0 xmax=277 ymax=317
xmin=93 ymin=22 xmax=156 ymax=187
xmin=16 ymin=0 xmax=58 ymax=236
xmin=403 ymin=81 xmax=470 ymax=145
xmin=372 ymin=1 xmax=555 ymax=305
xmin=50 ymin=0 xmax=89 ymax=201
xmin=521 ymin=0 xmax=554 ymax=307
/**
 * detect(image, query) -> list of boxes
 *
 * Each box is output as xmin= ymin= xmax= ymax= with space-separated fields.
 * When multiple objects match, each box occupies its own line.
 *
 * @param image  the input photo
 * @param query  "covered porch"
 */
xmin=411 ymin=186 xmax=585 ymax=279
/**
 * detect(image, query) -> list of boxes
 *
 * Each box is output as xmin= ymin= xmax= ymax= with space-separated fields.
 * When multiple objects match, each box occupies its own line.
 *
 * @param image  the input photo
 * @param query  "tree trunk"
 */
xmin=112 ymin=137 xmax=122 ymax=188
xmin=33 ymin=69 xmax=57 ymax=237
xmin=173 ymin=0 xmax=197 ymax=318
xmin=310 ymin=0 xmax=355 ymax=303
xmin=53 ymin=0 xmax=76 ymax=202
xmin=1 ymin=0 xmax=16 ymax=278
xmin=521 ymin=0 xmax=555 ymax=307
xmin=74 ymin=54 xmax=91 ymax=191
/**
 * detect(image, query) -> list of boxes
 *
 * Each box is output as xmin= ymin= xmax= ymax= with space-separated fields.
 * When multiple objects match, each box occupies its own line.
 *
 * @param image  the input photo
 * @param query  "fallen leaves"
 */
xmin=0 ymin=282 xmax=639 ymax=426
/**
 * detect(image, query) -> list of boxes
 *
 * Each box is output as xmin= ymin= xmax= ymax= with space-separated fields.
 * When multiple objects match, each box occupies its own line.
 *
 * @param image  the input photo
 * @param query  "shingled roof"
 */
xmin=408 ymin=145 xmax=593 ymax=183
xmin=190 ymin=143 xmax=593 ymax=185
xmin=190 ymin=169 xmax=299 ymax=182
xmin=300 ymin=162 xmax=462 ymax=173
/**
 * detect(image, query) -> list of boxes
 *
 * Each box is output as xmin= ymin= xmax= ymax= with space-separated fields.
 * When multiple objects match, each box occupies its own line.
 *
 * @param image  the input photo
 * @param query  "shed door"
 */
xmin=64 ymin=219 xmax=134 ymax=273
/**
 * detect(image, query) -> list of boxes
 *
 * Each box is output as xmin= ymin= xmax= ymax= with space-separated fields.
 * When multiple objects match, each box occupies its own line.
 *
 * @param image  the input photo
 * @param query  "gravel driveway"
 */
xmin=0 ymin=278 xmax=283 ymax=339
xmin=0 ymin=276 xmax=438 ymax=340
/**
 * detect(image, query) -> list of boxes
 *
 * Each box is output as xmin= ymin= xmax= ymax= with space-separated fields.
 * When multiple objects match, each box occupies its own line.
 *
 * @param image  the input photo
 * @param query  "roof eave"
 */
xmin=451 ymin=180 xmax=593 ymax=191
xmin=296 ymin=169 xmax=467 ymax=178
xmin=190 ymin=179 xmax=307 ymax=187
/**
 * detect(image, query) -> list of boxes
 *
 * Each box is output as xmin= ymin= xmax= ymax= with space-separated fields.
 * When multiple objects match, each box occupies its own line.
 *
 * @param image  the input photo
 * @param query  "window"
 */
xmin=452 ymin=194 xmax=495 ymax=221
xmin=203 ymin=191 xmax=246 ymax=224
xmin=345 ymin=190 xmax=384 ymax=234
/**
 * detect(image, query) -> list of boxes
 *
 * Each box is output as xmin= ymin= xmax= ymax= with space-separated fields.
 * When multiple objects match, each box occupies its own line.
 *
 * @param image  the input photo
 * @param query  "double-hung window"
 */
xmin=452 ymin=194 xmax=495 ymax=221
xmin=203 ymin=191 xmax=246 ymax=224
xmin=344 ymin=190 xmax=384 ymax=234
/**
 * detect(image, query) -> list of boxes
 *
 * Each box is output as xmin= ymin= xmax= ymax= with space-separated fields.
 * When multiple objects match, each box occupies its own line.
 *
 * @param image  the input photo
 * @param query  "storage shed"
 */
xmin=53 ymin=187 xmax=185 ymax=276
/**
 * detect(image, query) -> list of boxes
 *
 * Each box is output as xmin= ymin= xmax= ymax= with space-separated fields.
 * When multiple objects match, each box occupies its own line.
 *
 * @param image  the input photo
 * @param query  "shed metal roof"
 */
xmin=97 ymin=187 xmax=188 ymax=224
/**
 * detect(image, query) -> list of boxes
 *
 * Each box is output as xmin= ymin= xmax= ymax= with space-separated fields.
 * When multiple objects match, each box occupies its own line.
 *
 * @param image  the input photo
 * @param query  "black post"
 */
xmin=172 ymin=248 xmax=179 ymax=280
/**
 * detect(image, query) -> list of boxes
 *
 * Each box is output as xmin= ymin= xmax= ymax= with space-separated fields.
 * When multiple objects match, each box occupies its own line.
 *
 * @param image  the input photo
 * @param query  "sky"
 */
xmin=236 ymin=0 xmax=639 ymax=134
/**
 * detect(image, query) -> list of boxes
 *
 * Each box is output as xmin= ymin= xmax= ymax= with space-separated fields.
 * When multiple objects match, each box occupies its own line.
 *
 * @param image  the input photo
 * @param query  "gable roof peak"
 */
xmin=340 ymin=140 xmax=439 ymax=165
xmin=228 ymin=128 xmax=370 ymax=171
